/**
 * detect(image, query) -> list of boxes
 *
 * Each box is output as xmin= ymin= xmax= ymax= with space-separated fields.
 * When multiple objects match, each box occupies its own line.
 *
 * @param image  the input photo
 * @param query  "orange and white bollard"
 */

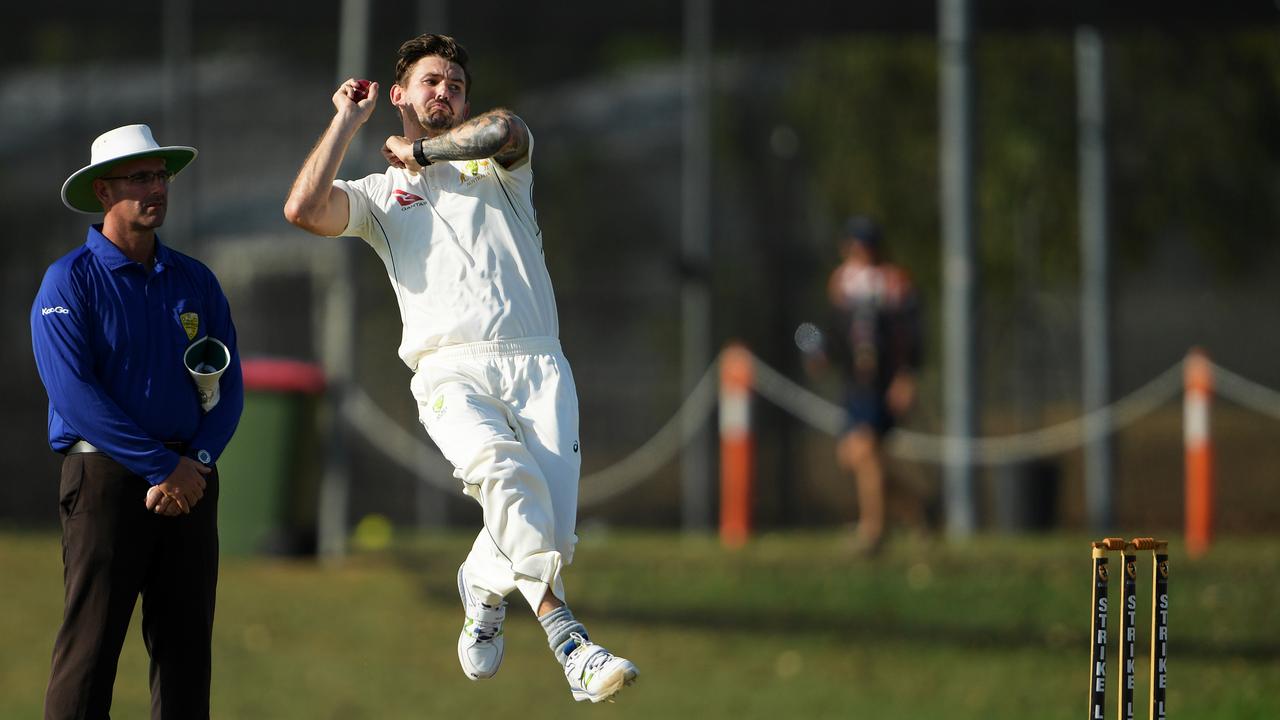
xmin=1183 ymin=348 xmax=1214 ymax=559
xmin=719 ymin=343 xmax=755 ymax=549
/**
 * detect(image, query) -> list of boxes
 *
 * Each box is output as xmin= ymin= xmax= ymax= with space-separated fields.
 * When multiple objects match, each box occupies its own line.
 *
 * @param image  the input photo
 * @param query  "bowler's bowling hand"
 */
xmin=332 ymin=78 xmax=379 ymax=123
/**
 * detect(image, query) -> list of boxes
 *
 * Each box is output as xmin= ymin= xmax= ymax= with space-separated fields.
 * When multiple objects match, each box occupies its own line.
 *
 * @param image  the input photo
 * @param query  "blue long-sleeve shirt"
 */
xmin=31 ymin=225 xmax=244 ymax=485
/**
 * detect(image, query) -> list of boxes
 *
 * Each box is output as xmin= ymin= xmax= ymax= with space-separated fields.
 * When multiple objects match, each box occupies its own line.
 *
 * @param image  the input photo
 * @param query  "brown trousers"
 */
xmin=44 ymin=452 xmax=219 ymax=720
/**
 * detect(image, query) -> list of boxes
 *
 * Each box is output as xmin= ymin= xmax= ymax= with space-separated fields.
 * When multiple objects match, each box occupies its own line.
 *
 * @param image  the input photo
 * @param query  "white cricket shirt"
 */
xmin=334 ymin=135 xmax=560 ymax=370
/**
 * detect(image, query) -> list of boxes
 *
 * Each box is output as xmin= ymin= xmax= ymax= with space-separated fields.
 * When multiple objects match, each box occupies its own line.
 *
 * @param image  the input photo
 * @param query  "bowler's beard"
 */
xmin=424 ymin=114 xmax=452 ymax=131
xmin=421 ymin=102 xmax=457 ymax=132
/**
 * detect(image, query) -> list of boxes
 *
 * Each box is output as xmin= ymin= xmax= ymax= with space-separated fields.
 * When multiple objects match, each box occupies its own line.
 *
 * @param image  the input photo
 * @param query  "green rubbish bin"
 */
xmin=217 ymin=358 xmax=326 ymax=556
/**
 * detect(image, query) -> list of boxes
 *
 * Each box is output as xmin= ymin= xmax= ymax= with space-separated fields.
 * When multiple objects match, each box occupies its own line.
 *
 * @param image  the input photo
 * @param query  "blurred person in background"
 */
xmin=803 ymin=216 xmax=922 ymax=555
xmin=32 ymin=124 xmax=244 ymax=719
xmin=283 ymin=34 xmax=638 ymax=703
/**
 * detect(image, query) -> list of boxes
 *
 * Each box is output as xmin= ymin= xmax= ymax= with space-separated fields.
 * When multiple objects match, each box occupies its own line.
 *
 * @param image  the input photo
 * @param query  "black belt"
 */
xmin=66 ymin=440 xmax=187 ymax=455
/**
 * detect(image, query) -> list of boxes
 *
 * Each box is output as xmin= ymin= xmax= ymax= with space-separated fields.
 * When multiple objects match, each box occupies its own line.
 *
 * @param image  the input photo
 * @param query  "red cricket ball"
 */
xmin=352 ymin=79 xmax=371 ymax=101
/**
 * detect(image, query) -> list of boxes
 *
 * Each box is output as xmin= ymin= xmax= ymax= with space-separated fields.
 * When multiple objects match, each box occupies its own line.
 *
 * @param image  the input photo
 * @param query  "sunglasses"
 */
xmin=99 ymin=170 xmax=176 ymax=186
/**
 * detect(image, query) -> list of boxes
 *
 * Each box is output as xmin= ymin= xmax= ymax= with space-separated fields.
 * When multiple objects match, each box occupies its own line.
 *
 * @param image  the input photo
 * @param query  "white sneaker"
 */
xmin=456 ymin=564 xmax=506 ymax=680
xmin=563 ymin=632 xmax=639 ymax=703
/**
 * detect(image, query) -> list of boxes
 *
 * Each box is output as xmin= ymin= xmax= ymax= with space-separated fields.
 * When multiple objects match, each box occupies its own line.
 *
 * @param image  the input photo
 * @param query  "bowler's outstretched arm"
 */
xmin=284 ymin=79 xmax=380 ymax=236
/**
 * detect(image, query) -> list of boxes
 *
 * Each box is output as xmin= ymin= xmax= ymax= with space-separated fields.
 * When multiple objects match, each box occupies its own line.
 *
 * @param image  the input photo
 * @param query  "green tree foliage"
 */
xmin=1109 ymin=29 xmax=1280 ymax=277
xmin=784 ymin=36 xmax=942 ymax=292
xmin=783 ymin=28 xmax=1280 ymax=291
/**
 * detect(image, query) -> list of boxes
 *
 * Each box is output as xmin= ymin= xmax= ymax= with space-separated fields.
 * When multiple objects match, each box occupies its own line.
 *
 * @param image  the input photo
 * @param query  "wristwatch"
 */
xmin=196 ymin=449 xmax=212 ymax=465
xmin=412 ymin=138 xmax=432 ymax=168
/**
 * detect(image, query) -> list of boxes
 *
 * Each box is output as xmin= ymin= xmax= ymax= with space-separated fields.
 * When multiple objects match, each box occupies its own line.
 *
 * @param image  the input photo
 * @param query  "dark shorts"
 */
xmin=844 ymin=388 xmax=894 ymax=437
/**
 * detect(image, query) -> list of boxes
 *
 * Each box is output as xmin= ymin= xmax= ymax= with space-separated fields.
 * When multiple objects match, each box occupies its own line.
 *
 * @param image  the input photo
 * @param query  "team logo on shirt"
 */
xmin=180 ymin=312 xmax=199 ymax=340
xmin=458 ymin=159 xmax=493 ymax=187
xmin=431 ymin=394 xmax=446 ymax=418
xmin=394 ymin=189 xmax=426 ymax=209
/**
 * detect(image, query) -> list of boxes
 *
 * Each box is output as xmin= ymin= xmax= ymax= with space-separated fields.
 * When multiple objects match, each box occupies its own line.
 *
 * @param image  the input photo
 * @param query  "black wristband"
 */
xmin=412 ymin=138 xmax=431 ymax=168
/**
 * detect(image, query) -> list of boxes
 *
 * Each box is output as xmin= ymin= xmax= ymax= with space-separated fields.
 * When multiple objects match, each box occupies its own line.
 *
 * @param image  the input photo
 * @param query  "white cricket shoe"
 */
xmin=563 ymin=632 xmax=639 ymax=703
xmin=456 ymin=564 xmax=506 ymax=680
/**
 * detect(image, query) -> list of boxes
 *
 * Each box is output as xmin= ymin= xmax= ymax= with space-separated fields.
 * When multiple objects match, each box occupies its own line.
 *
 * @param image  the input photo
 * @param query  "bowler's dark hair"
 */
xmin=395 ymin=34 xmax=471 ymax=98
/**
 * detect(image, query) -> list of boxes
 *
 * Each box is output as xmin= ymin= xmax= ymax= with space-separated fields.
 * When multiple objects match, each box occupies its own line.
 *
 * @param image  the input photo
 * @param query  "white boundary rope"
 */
xmin=754 ymin=351 xmax=1185 ymax=465
xmin=341 ymin=367 xmax=720 ymax=509
xmin=577 ymin=365 xmax=719 ymax=506
xmin=341 ymin=349 xmax=1277 ymax=506
xmin=343 ymin=388 xmax=457 ymax=491
xmin=1212 ymin=364 xmax=1280 ymax=420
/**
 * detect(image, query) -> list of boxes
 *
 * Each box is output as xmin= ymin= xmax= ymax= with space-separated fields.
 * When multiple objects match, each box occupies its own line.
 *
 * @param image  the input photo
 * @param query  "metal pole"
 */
xmin=938 ymin=0 xmax=979 ymax=537
xmin=337 ymin=0 xmax=372 ymax=169
xmin=162 ymin=0 xmax=195 ymax=247
xmin=318 ymin=0 xmax=371 ymax=561
xmin=1077 ymin=27 xmax=1113 ymax=532
xmin=680 ymin=0 xmax=714 ymax=532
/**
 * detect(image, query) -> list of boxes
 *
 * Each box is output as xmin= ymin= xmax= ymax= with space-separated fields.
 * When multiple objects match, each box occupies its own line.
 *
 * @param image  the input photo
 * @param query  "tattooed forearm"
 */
xmin=418 ymin=109 xmax=530 ymax=167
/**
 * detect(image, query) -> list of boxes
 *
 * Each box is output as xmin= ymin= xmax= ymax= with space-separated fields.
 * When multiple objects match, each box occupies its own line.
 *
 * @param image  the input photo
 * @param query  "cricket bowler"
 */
xmin=284 ymin=33 xmax=638 ymax=703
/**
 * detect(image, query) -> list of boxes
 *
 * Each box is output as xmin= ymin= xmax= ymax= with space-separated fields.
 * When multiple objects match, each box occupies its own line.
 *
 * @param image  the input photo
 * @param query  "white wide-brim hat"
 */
xmin=61 ymin=124 xmax=197 ymax=213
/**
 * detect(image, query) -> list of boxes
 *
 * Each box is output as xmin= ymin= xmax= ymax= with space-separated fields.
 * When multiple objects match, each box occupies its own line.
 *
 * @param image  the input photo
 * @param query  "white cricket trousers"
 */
xmin=411 ymin=337 xmax=581 ymax=610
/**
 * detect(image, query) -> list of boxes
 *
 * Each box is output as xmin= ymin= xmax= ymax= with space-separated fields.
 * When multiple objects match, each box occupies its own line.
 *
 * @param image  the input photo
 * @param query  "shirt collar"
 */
xmin=86 ymin=224 xmax=170 ymax=272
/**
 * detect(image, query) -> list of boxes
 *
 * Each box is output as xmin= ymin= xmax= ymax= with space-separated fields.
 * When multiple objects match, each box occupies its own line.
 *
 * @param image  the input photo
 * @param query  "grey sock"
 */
xmin=538 ymin=605 xmax=588 ymax=666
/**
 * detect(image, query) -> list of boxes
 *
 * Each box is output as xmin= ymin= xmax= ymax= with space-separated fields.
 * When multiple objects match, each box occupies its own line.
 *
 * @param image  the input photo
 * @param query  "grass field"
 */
xmin=1 ymin=529 xmax=1277 ymax=719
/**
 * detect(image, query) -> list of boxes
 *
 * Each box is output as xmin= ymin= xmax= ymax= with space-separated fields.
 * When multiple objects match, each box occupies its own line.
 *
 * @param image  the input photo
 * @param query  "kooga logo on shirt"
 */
xmin=41 ymin=306 xmax=71 ymax=316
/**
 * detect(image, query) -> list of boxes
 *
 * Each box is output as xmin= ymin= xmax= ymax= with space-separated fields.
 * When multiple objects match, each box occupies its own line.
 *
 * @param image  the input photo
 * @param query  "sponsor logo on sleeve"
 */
xmin=41 ymin=306 xmax=71 ymax=316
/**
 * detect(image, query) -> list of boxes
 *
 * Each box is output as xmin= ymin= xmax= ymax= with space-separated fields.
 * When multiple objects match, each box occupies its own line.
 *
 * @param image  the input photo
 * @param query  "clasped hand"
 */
xmin=145 ymin=456 xmax=211 ymax=517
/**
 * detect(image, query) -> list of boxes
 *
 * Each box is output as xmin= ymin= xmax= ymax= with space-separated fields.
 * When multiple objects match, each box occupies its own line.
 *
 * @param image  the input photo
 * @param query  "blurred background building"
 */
xmin=4 ymin=1 xmax=1278 ymax=545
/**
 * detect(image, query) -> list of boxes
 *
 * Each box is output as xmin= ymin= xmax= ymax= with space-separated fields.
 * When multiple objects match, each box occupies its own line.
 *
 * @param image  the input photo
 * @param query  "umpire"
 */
xmin=31 ymin=124 xmax=244 ymax=719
